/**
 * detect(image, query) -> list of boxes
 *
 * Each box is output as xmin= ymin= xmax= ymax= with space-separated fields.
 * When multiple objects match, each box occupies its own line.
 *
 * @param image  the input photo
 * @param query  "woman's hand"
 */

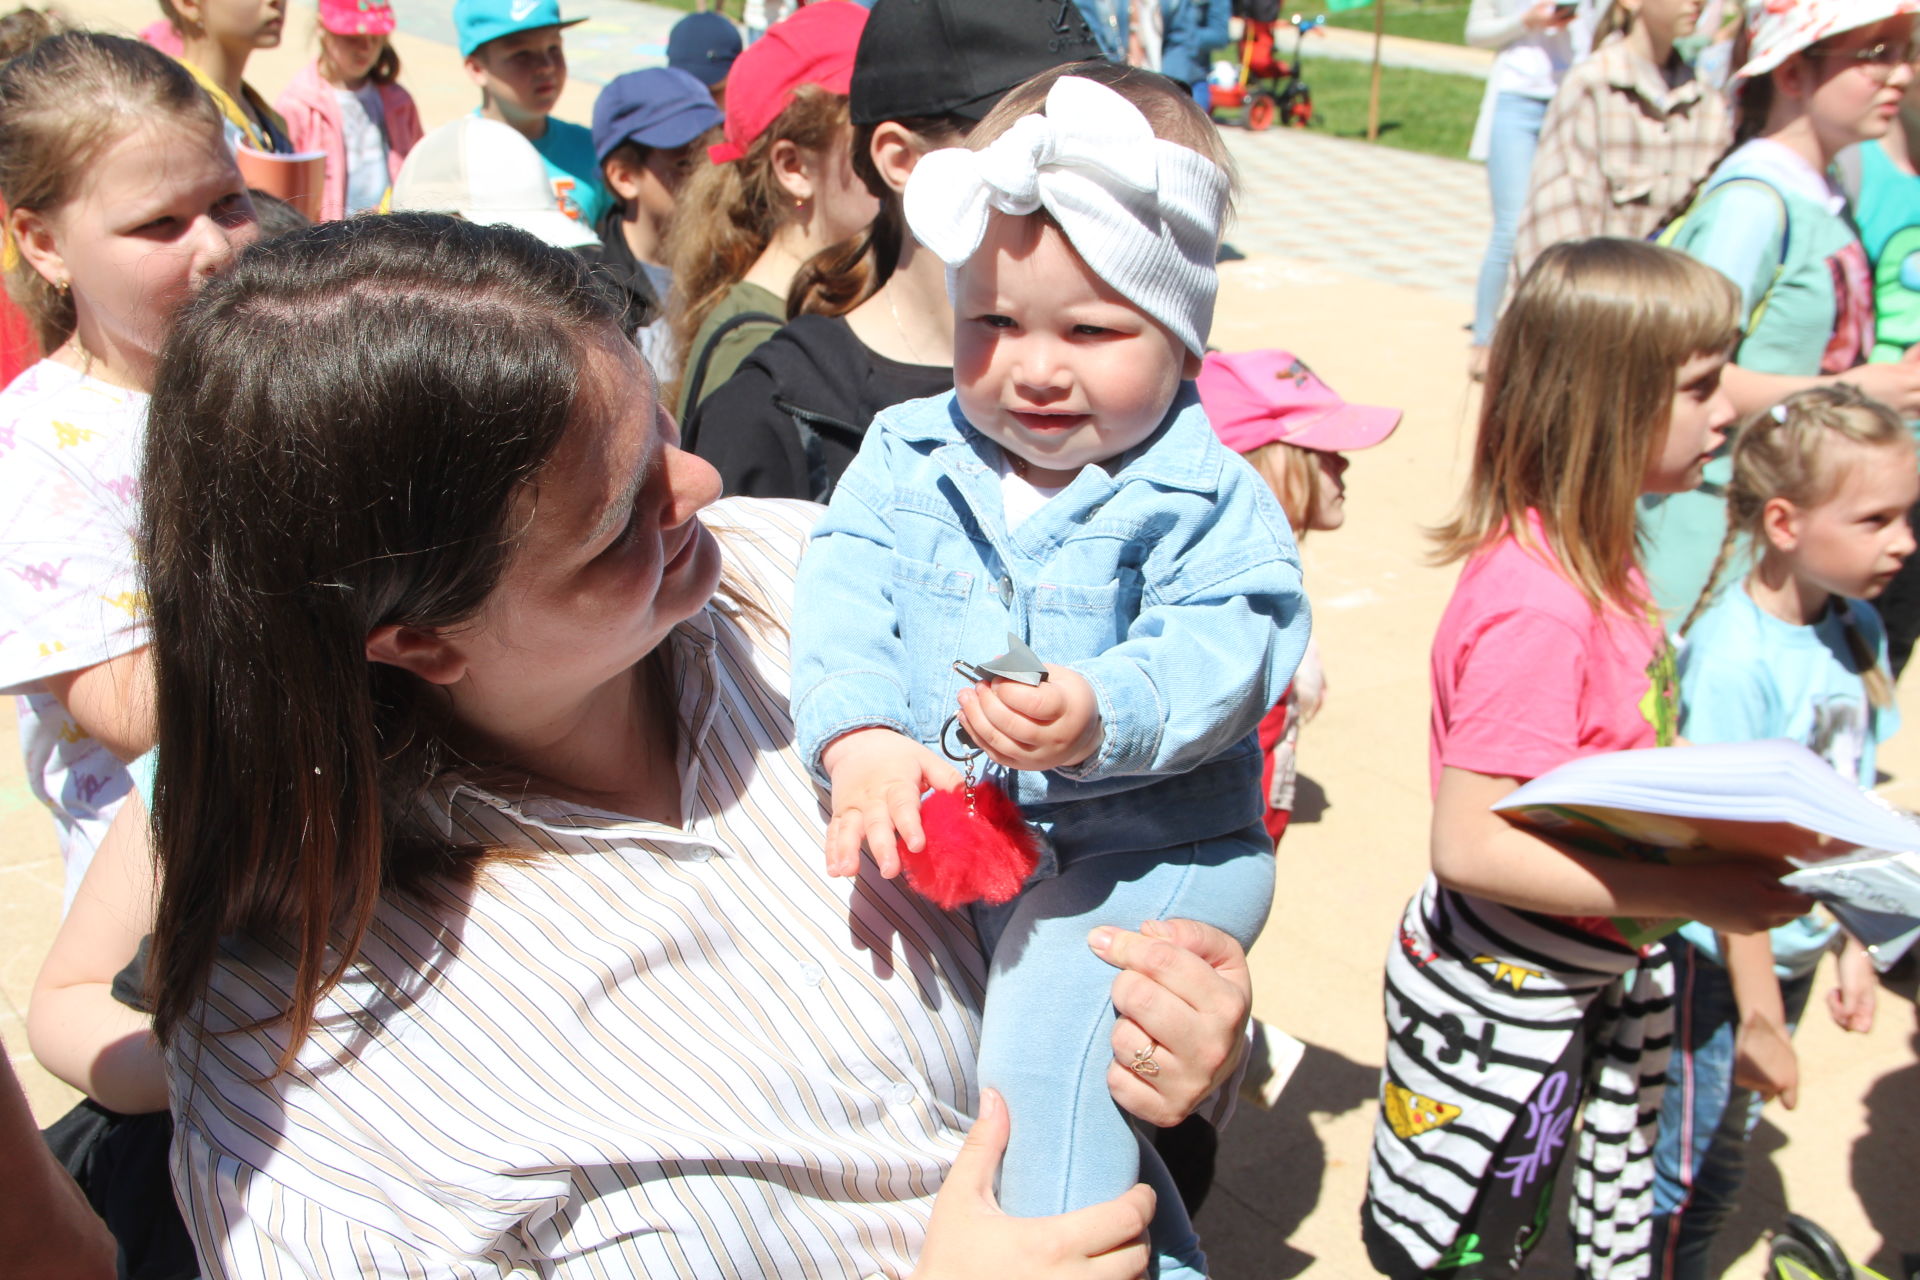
xmin=820 ymin=728 xmax=964 ymax=878
xmin=1520 ymin=1 xmax=1575 ymax=30
xmin=913 ymin=1088 xmax=1153 ymax=1280
xmin=1092 ymin=919 xmax=1253 ymax=1128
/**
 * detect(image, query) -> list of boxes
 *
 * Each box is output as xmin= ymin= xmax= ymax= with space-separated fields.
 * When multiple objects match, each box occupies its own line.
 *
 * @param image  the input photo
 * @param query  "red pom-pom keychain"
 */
xmin=898 ymin=635 xmax=1049 ymax=911
xmin=903 ymin=777 xmax=1041 ymax=910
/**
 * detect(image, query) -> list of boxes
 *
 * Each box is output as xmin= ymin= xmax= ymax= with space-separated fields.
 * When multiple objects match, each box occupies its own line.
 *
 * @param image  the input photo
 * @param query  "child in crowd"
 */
xmin=1642 ymin=0 xmax=1920 ymax=618
xmin=0 ymin=32 xmax=258 ymax=910
xmin=585 ymin=67 xmax=721 ymax=375
xmin=792 ymin=65 xmax=1306 ymax=1280
xmin=1508 ymin=0 xmax=1729 ymax=288
xmin=1197 ymin=348 xmax=1401 ymax=841
xmin=161 ymin=0 xmax=292 ymax=152
xmin=1362 ymin=239 xmax=1809 ymax=1280
xmin=1655 ymin=385 xmax=1907 ymax=1279
xmin=666 ymin=0 xmax=874 ymax=418
xmin=454 ymin=0 xmax=607 ymax=228
xmin=666 ymin=9 xmax=739 ymax=115
xmin=275 ymin=0 xmax=422 ymax=220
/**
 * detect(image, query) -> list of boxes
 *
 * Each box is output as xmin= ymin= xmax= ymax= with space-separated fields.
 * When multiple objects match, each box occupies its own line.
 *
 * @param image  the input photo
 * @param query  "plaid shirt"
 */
xmin=1510 ymin=38 xmax=1732 ymax=294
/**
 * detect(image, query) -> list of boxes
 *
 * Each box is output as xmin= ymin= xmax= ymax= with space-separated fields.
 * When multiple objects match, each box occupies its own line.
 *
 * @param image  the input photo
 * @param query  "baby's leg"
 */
xmin=975 ymin=824 xmax=1274 ymax=1278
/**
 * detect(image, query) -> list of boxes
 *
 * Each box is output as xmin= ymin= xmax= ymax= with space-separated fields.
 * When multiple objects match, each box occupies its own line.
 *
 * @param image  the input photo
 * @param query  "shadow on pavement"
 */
xmin=1193 ymin=1041 xmax=1377 ymax=1277
xmin=1858 ymin=1013 xmax=1920 ymax=1278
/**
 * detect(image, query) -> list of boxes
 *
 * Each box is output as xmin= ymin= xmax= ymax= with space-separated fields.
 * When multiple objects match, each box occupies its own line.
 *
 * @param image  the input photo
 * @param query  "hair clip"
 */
xmin=1769 ymin=403 xmax=1788 ymax=423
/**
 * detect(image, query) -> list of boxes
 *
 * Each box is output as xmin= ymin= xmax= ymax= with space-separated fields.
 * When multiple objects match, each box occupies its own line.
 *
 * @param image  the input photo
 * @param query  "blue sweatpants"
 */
xmin=972 ymin=823 xmax=1275 ymax=1280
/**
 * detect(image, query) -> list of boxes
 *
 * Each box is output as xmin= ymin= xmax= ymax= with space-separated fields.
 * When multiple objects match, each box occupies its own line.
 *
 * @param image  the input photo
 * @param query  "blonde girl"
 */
xmin=1197 ymin=347 xmax=1402 ymax=842
xmin=665 ymin=1 xmax=877 ymax=416
xmin=275 ymin=0 xmax=424 ymax=220
xmin=1362 ymin=238 xmax=1810 ymax=1280
xmin=1642 ymin=0 xmax=1920 ymax=617
xmin=1508 ymin=0 xmax=1730 ymax=285
xmin=0 ymin=32 xmax=257 ymax=909
xmin=1654 ymin=385 xmax=1912 ymax=1278
xmin=161 ymin=0 xmax=294 ymax=153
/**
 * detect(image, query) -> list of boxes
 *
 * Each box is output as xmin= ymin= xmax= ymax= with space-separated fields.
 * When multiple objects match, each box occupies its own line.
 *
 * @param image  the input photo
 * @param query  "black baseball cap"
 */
xmin=850 ymin=0 xmax=1106 ymax=126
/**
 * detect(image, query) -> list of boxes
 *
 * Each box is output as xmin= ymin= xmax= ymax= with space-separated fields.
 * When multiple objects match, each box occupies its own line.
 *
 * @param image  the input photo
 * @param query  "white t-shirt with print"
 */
xmin=0 ymin=360 xmax=146 ymax=909
xmin=336 ymin=84 xmax=389 ymax=216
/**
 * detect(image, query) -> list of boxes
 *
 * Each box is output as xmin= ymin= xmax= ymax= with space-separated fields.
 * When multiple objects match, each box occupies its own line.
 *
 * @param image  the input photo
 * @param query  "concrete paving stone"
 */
xmin=0 ymin=859 xmax=65 ymax=1016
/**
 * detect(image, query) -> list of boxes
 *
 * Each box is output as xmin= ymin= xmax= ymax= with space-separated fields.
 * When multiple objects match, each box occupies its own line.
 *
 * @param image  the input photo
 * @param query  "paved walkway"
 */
xmin=7 ymin=5 xmax=1914 ymax=1279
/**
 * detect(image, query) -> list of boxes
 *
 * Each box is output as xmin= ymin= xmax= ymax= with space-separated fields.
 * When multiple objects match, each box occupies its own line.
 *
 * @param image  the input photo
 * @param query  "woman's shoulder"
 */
xmin=703 ymin=496 xmax=821 ymax=627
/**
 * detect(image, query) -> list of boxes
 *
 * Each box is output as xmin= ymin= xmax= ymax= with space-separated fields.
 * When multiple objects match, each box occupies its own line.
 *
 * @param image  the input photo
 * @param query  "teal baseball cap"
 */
xmin=455 ymin=0 xmax=585 ymax=57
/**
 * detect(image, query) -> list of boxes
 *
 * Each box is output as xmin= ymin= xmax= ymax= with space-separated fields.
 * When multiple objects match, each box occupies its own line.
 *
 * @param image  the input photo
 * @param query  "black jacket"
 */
xmin=684 ymin=313 xmax=952 ymax=501
xmin=577 ymin=205 xmax=664 ymax=338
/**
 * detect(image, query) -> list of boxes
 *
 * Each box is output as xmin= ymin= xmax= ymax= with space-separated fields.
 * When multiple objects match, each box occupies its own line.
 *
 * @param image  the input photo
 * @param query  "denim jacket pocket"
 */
xmin=890 ymin=555 xmax=974 ymax=739
xmin=1031 ymin=572 xmax=1143 ymax=661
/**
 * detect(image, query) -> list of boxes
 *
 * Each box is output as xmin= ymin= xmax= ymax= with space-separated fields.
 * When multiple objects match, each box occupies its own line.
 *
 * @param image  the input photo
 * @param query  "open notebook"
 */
xmin=1492 ymin=739 xmax=1920 ymax=965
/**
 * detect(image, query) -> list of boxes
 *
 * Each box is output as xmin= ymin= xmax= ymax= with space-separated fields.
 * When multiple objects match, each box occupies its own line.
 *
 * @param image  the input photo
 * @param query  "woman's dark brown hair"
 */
xmin=141 ymin=214 xmax=640 ymax=1066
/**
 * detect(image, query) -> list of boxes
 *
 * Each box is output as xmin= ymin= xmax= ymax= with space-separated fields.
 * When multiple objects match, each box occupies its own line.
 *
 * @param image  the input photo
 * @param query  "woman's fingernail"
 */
xmin=1088 ymin=927 xmax=1115 ymax=953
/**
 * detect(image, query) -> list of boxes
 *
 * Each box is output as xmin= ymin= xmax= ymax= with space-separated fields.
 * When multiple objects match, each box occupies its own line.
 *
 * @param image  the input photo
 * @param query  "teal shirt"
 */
xmin=1642 ymin=140 xmax=1878 ymax=619
xmin=1855 ymin=138 xmax=1920 ymax=363
xmin=1675 ymin=588 xmax=1896 ymax=977
xmin=468 ymin=110 xmax=611 ymax=232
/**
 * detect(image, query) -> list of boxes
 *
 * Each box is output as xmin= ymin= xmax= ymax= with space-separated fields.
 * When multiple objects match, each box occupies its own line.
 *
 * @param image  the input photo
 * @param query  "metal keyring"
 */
xmin=940 ymin=712 xmax=982 ymax=763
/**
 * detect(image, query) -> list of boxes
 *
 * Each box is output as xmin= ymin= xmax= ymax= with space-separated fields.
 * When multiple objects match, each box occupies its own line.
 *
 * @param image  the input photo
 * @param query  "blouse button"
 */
xmin=798 ymin=962 xmax=825 ymax=987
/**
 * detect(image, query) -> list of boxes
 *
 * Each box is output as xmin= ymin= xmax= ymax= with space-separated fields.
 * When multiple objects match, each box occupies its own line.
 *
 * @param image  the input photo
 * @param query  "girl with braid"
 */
xmin=1654 ymin=385 xmax=1912 ymax=1278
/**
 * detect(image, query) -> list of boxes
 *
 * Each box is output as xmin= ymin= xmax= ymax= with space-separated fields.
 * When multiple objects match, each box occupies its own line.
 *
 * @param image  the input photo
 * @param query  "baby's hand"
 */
xmin=957 ymin=665 xmax=1102 ymax=772
xmin=821 ymin=728 xmax=965 ymax=879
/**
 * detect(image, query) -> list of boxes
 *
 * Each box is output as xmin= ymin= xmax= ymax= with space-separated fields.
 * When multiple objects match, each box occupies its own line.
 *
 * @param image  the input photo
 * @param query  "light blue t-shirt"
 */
xmin=469 ymin=109 xmax=610 ymax=231
xmin=1677 ymin=587 xmax=1897 ymax=977
xmin=1642 ymin=139 xmax=1878 ymax=620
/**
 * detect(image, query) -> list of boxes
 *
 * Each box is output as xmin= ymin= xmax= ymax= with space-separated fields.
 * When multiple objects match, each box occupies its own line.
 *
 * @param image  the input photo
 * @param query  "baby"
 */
xmin=790 ymin=64 xmax=1309 ymax=1279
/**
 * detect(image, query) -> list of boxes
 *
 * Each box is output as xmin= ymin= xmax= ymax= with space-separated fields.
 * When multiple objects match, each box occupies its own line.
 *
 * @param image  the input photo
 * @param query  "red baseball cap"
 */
xmin=707 ymin=1 xmax=867 ymax=164
xmin=1198 ymin=350 xmax=1401 ymax=455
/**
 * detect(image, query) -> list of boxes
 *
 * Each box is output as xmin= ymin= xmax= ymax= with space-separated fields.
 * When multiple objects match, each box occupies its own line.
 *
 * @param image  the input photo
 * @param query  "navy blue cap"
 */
xmin=591 ymin=67 xmax=724 ymax=163
xmin=666 ymin=11 xmax=742 ymax=87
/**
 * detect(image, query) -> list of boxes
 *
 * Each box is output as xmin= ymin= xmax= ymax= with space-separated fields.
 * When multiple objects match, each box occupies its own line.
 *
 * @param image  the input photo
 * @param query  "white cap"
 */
xmin=391 ymin=117 xmax=601 ymax=252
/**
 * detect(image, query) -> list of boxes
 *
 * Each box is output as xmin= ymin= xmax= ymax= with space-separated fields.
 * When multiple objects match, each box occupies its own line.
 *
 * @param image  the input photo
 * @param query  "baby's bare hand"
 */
xmin=821 ymin=729 xmax=965 ymax=879
xmin=957 ymin=665 xmax=1102 ymax=772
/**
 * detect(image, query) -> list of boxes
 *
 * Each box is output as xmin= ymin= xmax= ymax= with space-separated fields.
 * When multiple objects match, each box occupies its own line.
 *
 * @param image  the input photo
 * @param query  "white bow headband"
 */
xmin=902 ymin=75 xmax=1230 ymax=357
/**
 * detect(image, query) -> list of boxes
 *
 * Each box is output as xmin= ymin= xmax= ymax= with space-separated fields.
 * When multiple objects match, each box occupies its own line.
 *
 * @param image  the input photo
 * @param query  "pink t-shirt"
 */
xmin=1430 ymin=515 xmax=1674 ymax=797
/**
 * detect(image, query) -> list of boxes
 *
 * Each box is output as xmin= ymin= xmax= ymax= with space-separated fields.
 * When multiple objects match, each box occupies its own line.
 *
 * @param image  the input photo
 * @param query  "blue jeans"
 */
xmin=1649 ymin=934 xmax=1815 ymax=1280
xmin=1472 ymin=91 xmax=1550 ymax=346
xmin=973 ymin=825 xmax=1275 ymax=1280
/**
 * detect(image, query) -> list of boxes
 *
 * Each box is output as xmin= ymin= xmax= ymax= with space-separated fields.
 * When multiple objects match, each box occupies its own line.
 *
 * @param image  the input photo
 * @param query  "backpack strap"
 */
xmin=1657 ymin=177 xmax=1791 ymax=335
xmin=680 ymin=309 xmax=781 ymax=447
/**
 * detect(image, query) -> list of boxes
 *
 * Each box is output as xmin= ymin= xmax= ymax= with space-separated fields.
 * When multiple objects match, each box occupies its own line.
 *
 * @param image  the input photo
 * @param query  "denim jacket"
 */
xmin=791 ymin=387 xmax=1310 ymax=859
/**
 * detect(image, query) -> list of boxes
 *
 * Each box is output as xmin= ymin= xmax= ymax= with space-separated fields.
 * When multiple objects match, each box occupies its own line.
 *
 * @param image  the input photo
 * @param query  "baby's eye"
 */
xmin=975 ymin=314 xmax=1015 ymax=330
xmin=1072 ymin=324 xmax=1112 ymax=337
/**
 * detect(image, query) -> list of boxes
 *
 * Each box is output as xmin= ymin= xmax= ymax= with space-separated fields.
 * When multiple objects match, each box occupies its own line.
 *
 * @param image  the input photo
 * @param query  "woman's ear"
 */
xmin=9 ymin=204 xmax=65 ymax=293
xmin=867 ymin=121 xmax=921 ymax=197
xmin=365 ymin=623 xmax=468 ymax=685
xmin=1761 ymin=495 xmax=1803 ymax=553
xmin=767 ymin=137 xmax=812 ymax=203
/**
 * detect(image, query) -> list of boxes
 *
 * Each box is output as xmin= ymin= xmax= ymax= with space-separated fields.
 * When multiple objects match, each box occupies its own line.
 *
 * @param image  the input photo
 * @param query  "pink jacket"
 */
xmin=274 ymin=60 xmax=424 ymax=221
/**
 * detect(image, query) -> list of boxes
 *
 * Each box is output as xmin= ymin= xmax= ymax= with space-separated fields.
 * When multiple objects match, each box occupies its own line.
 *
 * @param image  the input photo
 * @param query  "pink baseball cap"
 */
xmin=1198 ymin=349 xmax=1401 ymax=454
xmin=708 ymin=1 xmax=867 ymax=164
xmin=320 ymin=0 xmax=397 ymax=37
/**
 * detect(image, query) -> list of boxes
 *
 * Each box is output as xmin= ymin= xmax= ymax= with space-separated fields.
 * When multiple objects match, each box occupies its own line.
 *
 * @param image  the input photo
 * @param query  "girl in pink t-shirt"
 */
xmin=1362 ymin=239 xmax=1811 ymax=1280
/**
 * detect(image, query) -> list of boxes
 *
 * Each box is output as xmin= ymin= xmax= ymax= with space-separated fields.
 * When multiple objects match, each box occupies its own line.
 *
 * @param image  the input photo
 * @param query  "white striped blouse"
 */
xmin=167 ymin=499 xmax=990 ymax=1278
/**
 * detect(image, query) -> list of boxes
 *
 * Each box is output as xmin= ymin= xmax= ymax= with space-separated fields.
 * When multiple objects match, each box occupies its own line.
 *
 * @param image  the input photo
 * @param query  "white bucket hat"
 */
xmin=391 ymin=117 xmax=601 ymax=252
xmin=1735 ymin=0 xmax=1920 ymax=83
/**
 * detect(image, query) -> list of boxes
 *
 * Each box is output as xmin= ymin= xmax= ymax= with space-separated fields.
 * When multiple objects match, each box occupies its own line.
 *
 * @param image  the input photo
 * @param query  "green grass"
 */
xmin=1215 ymin=57 xmax=1481 ymax=158
xmin=1291 ymin=0 xmax=1472 ymax=45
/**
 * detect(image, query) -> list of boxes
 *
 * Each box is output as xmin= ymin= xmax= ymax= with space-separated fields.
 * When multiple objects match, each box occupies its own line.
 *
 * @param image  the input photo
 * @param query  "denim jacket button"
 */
xmin=993 ymin=576 xmax=1014 ymax=603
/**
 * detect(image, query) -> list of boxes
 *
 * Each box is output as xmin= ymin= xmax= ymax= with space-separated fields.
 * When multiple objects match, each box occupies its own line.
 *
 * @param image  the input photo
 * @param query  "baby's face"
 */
xmin=952 ymin=214 xmax=1199 ymax=488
